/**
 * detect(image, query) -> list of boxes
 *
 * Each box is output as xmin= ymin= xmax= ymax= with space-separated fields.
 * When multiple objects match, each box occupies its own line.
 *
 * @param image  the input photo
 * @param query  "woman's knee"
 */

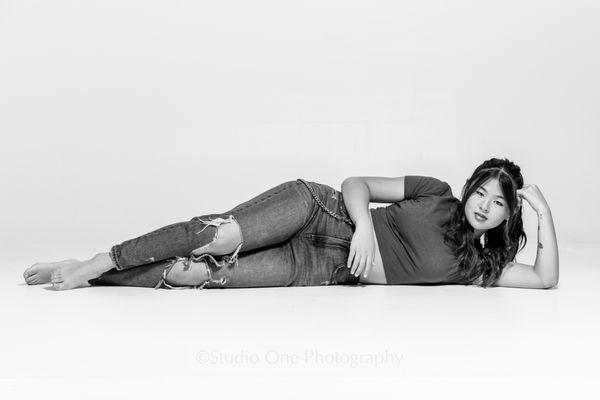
xmin=190 ymin=215 xmax=243 ymax=256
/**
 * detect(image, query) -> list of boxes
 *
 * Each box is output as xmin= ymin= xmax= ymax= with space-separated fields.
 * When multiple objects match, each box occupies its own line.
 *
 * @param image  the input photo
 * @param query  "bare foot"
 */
xmin=164 ymin=257 xmax=210 ymax=287
xmin=23 ymin=259 xmax=79 ymax=285
xmin=49 ymin=253 xmax=115 ymax=290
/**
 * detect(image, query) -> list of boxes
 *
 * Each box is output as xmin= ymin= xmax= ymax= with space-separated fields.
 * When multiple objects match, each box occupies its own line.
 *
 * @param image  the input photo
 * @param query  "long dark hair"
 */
xmin=443 ymin=158 xmax=527 ymax=287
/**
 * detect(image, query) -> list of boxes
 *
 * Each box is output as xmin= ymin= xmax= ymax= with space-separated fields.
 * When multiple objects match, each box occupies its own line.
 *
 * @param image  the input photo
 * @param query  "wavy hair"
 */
xmin=442 ymin=158 xmax=528 ymax=288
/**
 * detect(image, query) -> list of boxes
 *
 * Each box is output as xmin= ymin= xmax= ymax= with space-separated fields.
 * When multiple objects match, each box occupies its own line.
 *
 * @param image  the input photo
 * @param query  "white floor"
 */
xmin=2 ymin=238 xmax=599 ymax=399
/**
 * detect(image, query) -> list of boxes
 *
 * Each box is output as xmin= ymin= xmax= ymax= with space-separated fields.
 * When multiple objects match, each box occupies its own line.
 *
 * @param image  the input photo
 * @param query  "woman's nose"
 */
xmin=479 ymin=201 xmax=490 ymax=212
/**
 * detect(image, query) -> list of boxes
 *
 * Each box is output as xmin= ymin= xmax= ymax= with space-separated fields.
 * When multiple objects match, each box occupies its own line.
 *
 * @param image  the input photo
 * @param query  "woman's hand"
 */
xmin=516 ymin=184 xmax=550 ymax=214
xmin=347 ymin=223 xmax=376 ymax=278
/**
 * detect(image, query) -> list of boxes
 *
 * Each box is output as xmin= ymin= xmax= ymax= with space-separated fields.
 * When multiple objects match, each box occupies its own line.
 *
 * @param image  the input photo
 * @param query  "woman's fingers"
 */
xmin=357 ymin=254 xmax=367 ymax=277
xmin=348 ymin=248 xmax=376 ymax=277
xmin=350 ymin=254 xmax=360 ymax=275
xmin=360 ymin=255 xmax=374 ymax=278
xmin=349 ymin=250 xmax=359 ymax=274
xmin=351 ymin=253 xmax=362 ymax=275
xmin=356 ymin=256 xmax=369 ymax=276
xmin=351 ymin=253 xmax=363 ymax=276
xmin=347 ymin=248 xmax=356 ymax=268
xmin=351 ymin=253 xmax=371 ymax=277
xmin=363 ymin=257 xmax=375 ymax=278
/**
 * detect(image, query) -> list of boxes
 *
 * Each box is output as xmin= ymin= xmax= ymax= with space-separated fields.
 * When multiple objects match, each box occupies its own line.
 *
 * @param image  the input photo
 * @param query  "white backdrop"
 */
xmin=1 ymin=0 xmax=598 ymax=266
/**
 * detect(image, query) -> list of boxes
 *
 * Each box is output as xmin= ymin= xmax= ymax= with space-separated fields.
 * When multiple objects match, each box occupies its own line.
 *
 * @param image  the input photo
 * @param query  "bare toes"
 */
xmin=51 ymin=270 xmax=62 ymax=281
xmin=23 ymin=265 xmax=37 ymax=278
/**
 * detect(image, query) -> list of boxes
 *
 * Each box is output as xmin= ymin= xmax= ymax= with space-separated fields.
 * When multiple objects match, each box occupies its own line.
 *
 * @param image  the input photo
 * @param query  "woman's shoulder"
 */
xmin=404 ymin=175 xmax=453 ymax=199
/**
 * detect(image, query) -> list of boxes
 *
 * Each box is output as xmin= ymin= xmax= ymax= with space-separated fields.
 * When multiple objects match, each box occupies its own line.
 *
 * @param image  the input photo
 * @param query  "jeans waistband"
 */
xmin=296 ymin=179 xmax=355 ymax=227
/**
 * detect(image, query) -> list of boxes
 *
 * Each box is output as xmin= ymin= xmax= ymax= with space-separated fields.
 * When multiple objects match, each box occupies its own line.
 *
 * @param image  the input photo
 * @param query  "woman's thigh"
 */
xmin=109 ymin=179 xmax=316 ymax=271
xmin=213 ymin=179 xmax=316 ymax=253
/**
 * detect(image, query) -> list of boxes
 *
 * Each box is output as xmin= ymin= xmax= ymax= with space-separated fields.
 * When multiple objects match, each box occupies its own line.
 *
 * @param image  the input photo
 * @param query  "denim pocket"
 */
xmin=303 ymin=233 xmax=350 ymax=250
xmin=300 ymin=233 xmax=354 ymax=285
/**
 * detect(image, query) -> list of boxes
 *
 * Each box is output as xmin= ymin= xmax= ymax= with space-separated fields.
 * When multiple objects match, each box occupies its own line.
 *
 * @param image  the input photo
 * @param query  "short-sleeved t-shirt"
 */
xmin=369 ymin=175 xmax=461 ymax=284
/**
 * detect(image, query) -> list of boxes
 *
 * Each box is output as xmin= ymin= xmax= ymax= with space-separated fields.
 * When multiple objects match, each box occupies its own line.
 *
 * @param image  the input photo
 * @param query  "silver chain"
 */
xmin=296 ymin=179 xmax=355 ymax=227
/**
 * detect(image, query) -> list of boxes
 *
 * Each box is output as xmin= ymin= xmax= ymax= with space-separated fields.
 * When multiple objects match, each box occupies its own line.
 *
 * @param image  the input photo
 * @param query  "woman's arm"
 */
xmin=342 ymin=176 xmax=406 ymax=204
xmin=494 ymin=184 xmax=559 ymax=289
xmin=341 ymin=176 xmax=408 ymax=278
xmin=340 ymin=179 xmax=376 ymax=278
xmin=533 ymin=207 xmax=559 ymax=287
xmin=340 ymin=178 xmax=374 ymax=228
xmin=519 ymin=184 xmax=559 ymax=288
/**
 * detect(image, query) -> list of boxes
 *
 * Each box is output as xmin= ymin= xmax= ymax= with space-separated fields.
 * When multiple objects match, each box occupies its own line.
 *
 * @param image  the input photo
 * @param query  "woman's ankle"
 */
xmin=91 ymin=252 xmax=117 ymax=272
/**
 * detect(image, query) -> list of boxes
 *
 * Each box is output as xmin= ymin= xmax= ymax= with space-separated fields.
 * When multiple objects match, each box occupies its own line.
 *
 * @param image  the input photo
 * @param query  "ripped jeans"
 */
xmin=88 ymin=179 xmax=360 ymax=289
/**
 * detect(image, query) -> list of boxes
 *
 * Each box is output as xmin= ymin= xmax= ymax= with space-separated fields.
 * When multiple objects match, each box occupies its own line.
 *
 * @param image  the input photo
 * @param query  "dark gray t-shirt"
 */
xmin=369 ymin=175 xmax=461 ymax=284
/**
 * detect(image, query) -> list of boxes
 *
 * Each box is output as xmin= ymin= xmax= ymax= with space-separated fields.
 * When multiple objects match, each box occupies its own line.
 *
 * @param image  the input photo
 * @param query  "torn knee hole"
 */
xmin=192 ymin=215 xmax=243 ymax=258
xmin=156 ymin=257 xmax=228 ymax=289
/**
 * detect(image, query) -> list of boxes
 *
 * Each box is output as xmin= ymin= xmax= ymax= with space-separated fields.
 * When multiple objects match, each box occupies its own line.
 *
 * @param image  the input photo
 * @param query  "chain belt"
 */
xmin=296 ymin=179 xmax=355 ymax=227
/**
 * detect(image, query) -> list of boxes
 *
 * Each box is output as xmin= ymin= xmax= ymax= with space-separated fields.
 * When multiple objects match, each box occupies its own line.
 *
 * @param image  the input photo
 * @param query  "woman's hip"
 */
xmin=289 ymin=179 xmax=358 ymax=286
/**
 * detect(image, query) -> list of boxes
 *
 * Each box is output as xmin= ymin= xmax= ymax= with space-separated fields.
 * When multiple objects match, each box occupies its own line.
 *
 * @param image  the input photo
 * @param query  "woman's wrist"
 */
xmin=354 ymin=217 xmax=373 ymax=229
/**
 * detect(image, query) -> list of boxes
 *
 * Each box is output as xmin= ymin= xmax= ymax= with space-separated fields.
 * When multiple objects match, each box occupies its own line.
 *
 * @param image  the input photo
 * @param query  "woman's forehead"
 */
xmin=478 ymin=178 xmax=505 ymax=198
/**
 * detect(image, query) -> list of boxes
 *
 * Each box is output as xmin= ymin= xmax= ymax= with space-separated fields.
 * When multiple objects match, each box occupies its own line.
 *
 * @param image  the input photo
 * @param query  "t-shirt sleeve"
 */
xmin=404 ymin=175 xmax=452 ymax=199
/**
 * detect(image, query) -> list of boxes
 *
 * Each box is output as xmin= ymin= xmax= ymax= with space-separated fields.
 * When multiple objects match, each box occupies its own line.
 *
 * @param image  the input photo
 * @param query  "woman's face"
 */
xmin=465 ymin=178 xmax=511 ymax=240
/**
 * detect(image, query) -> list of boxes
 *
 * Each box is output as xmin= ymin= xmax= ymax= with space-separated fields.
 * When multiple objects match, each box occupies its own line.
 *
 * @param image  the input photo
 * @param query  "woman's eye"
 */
xmin=476 ymin=190 xmax=503 ymax=206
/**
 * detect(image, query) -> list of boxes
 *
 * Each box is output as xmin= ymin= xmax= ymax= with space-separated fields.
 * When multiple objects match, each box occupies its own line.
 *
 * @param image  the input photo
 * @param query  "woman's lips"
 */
xmin=474 ymin=212 xmax=488 ymax=222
